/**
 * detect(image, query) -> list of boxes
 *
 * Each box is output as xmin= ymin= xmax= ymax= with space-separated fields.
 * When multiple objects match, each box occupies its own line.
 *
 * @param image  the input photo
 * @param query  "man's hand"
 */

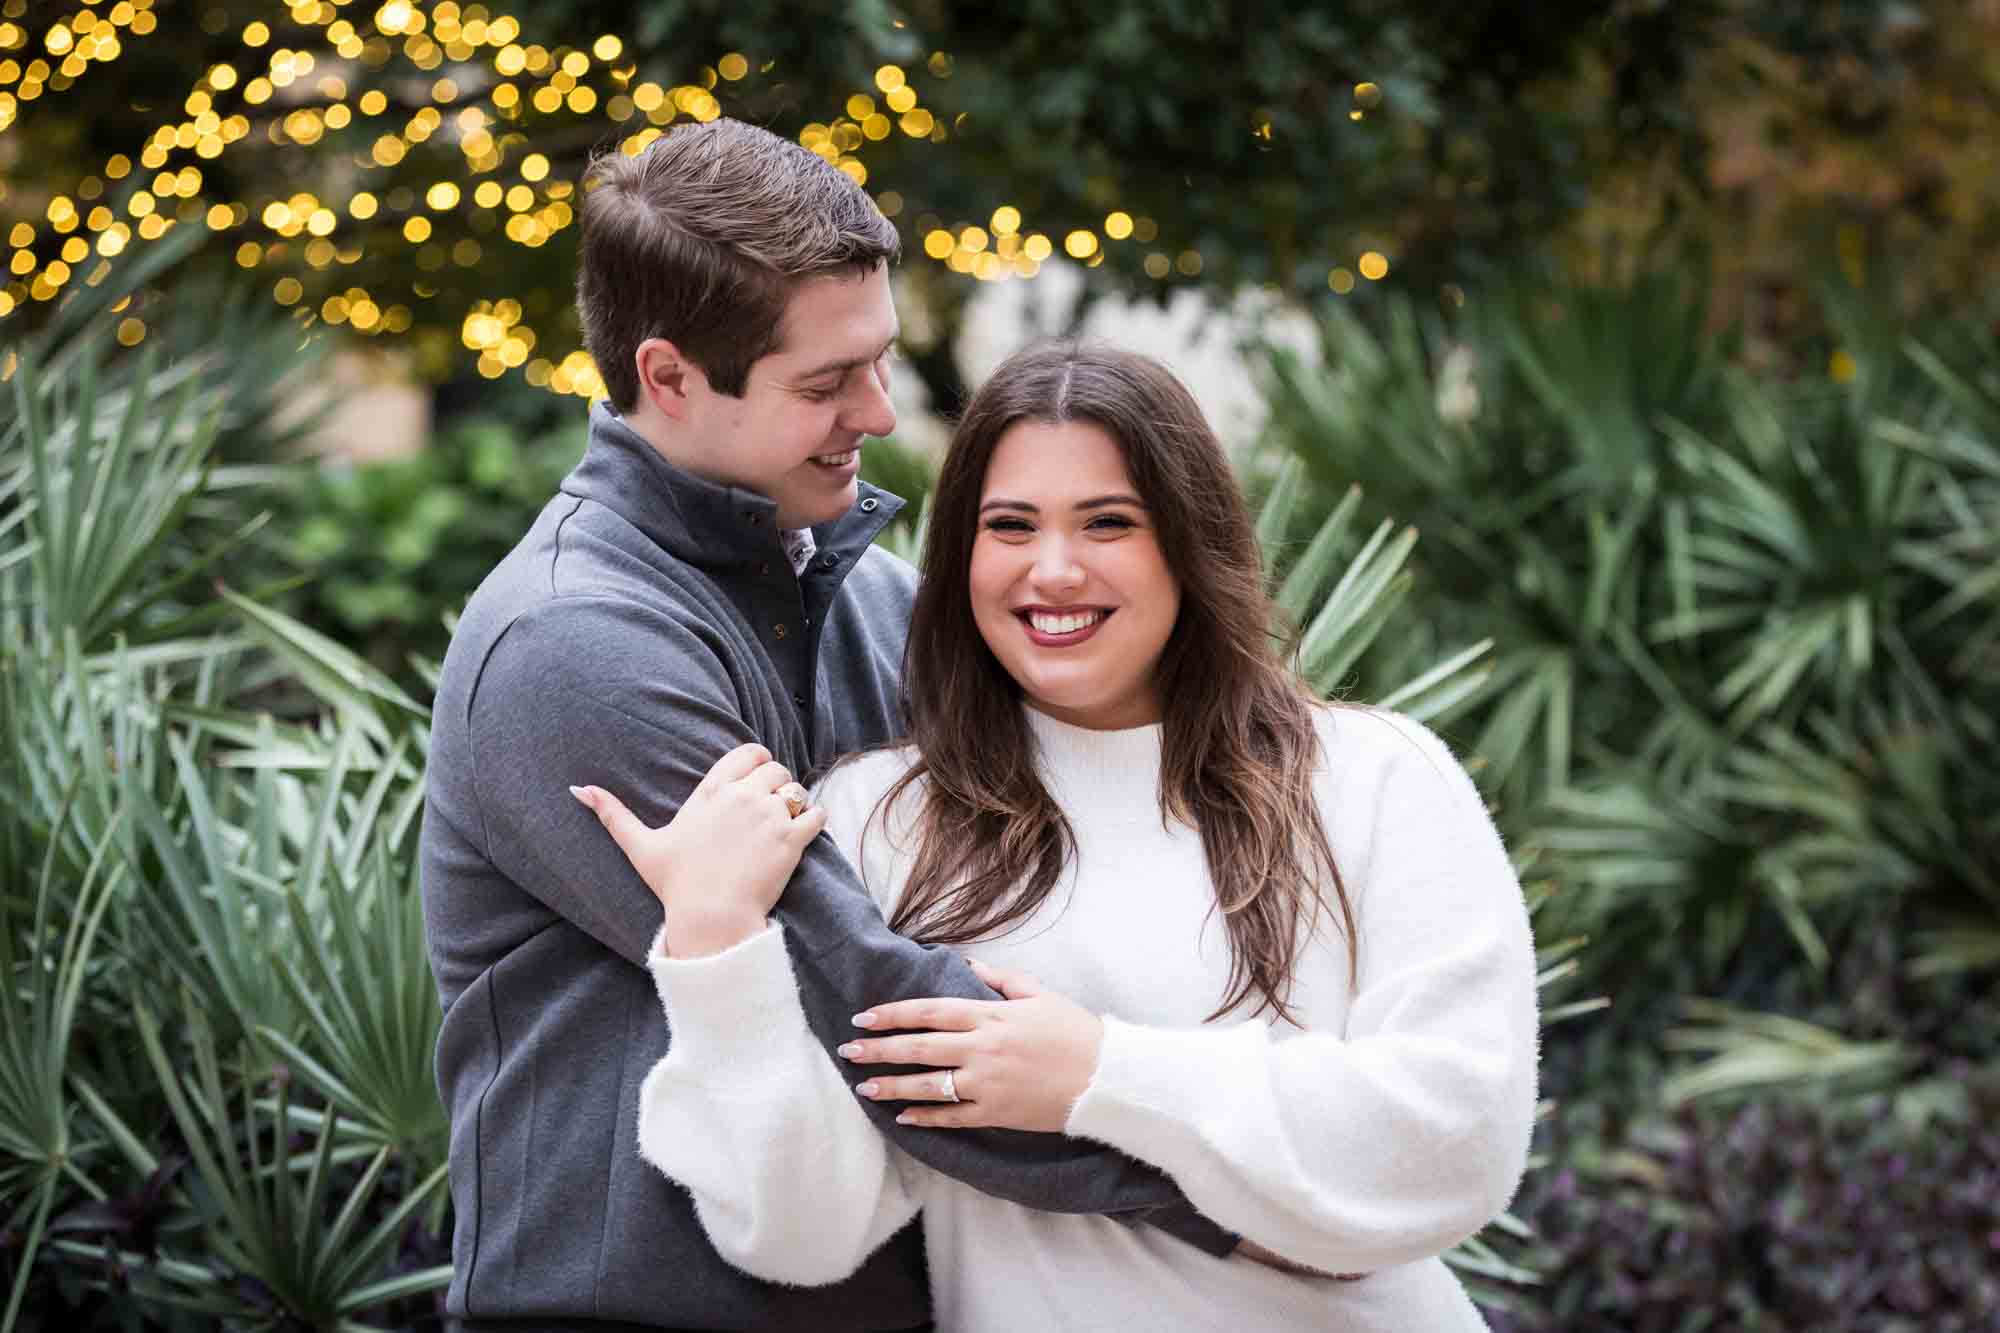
xmin=835 ymin=959 xmax=1104 ymax=1133
xmin=1236 ymin=1238 xmax=1364 ymax=1281
xmin=572 ymin=742 xmax=827 ymax=958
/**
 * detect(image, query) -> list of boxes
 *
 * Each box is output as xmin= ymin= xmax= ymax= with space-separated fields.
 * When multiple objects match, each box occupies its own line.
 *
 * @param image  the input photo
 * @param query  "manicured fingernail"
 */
xmin=569 ymin=785 xmax=591 ymax=804
xmin=837 ymin=1043 xmax=862 ymax=1059
xmin=855 ymin=1082 xmax=878 ymax=1098
xmin=895 ymin=1112 xmax=913 ymax=1124
xmin=852 ymin=1012 xmax=878 ymax=1028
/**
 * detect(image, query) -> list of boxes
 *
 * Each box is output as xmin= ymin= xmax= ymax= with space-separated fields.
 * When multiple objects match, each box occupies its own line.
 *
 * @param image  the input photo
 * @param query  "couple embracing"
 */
xmin=420 ymin=116 xmax=1538 ymax=1333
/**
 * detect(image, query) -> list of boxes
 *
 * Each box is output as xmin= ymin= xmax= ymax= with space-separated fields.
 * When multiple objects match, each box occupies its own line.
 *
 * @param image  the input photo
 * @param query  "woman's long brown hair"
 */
xmin=876 ymin=341 xmax=1355 ymax=1024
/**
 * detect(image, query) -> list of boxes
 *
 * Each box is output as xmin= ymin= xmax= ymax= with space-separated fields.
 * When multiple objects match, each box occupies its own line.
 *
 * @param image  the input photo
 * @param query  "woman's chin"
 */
xmin=1021 ymin=688 xmax=1155 ymax=731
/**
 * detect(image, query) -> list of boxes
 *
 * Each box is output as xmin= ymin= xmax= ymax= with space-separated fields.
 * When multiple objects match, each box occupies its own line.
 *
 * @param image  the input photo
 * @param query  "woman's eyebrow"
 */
xmin=977 ymin=494 xmax=1145 ymax=515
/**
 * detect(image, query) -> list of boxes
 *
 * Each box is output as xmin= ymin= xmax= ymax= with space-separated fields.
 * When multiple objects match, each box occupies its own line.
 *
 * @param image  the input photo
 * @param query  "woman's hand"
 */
xmin=837 ymin=959 xmax=1103 ymax=1133
xmin=572 ymin=742 xmax=827 ymax=958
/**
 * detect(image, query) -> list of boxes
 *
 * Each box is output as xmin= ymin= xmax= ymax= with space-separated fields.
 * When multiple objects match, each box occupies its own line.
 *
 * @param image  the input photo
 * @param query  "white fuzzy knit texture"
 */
xmin=638 ymin=704 xmax=1538 ymax=1331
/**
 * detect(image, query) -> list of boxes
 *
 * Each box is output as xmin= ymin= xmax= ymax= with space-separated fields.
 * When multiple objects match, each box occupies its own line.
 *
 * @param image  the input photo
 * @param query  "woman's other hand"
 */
xmin=837 ymin=959 xmax=1103 ymax=1133
xmin=571 ymin=742 xmax=827 ymax=958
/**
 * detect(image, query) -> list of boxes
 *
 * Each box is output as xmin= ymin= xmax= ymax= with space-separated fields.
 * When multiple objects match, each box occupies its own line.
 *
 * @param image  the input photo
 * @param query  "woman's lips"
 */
xmin=1018 ymin=608 xmax=1113 ymax=647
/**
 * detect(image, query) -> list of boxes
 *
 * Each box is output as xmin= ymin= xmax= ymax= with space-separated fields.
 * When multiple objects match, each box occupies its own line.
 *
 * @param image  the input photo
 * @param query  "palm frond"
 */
xmin=1661 ymin=999 xmax=1909 ymax=1106
xmin=127 ymin=996 xmax=450 ymax=1327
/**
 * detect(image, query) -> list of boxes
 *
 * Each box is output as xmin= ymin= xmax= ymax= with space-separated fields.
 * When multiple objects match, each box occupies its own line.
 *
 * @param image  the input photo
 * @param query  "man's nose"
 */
xmin=842 ymin=360 xmax=896 ymax=438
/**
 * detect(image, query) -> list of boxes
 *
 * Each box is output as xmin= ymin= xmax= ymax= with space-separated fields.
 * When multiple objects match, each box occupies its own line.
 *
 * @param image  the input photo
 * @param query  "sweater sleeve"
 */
xmin=1063 ymin=711 xmax=1539 ymax=1275
xmin=637 ymin=921 xmax=926 ymax=1286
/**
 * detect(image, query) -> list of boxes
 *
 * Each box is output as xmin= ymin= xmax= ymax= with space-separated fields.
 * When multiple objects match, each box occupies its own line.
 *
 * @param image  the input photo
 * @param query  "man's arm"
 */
xmin=463 ymin=600 xmax=1233 ymax=1248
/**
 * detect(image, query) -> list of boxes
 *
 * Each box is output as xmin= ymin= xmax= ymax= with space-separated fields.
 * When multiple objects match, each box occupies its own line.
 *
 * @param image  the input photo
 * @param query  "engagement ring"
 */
xmin=777 ymin=782 xmax=810 ymax=819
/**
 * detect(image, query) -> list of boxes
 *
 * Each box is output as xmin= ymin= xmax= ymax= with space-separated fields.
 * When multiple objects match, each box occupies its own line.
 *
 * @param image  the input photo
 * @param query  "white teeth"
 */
xmin=813 ymin=450 xmax=858 ymax=466
xmin=1028 ymin=610 xmax=1103 ymax=636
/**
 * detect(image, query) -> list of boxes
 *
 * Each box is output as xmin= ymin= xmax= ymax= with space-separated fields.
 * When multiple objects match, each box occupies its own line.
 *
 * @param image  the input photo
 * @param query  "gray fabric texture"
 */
xmin=421 ymin=404 xmax=1228 ymax=1330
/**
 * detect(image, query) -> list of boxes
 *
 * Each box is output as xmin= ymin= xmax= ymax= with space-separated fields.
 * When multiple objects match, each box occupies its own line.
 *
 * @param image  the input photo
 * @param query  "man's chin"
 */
xmin=775 ymin=486 xmax=859 ymax=530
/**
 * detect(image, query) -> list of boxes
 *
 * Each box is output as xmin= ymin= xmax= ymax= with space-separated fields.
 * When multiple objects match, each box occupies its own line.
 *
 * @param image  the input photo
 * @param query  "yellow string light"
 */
xmin=0 ymin=1 xmax=145 ymax=126
xmin=0 ymin=6 xmax=989 ymax=391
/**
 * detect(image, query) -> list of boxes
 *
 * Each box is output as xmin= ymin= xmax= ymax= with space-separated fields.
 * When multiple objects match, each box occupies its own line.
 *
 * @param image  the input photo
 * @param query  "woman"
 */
xmin=574 ymin=342 xmax=1538 ymax=1330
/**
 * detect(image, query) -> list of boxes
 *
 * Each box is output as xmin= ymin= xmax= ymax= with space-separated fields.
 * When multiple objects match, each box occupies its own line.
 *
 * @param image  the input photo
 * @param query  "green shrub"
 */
xmin=2 ymin=268 xmax=449 ymax=1331
xmin=1259 ymin=267 xmax=2000 ymax=1067
xmin=276 ymin=414 xmax=587 ymax=679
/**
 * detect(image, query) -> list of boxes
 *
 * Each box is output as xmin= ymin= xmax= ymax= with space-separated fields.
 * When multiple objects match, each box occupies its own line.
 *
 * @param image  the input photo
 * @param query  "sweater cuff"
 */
xmin=1067 ymin=1015 xmax=1258 ymax=1159
xmin=645 ymin=920 xmax=808 ymax=1063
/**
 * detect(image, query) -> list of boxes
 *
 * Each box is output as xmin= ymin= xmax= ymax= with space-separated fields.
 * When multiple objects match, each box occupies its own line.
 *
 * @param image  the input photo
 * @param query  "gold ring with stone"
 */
xmin=777 ymin=782 xmax=810 ymax=819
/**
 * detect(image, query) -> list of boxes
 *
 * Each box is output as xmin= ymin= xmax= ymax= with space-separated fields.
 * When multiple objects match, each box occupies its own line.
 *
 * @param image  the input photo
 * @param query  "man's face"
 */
xmin=686 ymin=263 xmax=899 ymax=528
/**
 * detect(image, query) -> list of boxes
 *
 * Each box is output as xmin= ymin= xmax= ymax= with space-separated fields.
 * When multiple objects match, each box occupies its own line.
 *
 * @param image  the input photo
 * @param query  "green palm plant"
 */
xmin=1255 ymin=459 xmax=1494 ymax=719
xmin=1261 ymin=274 xmax=1732 ymax=811
xmin=1658 ymin=373 xmax=1945 ymax=735
xmin=3 ymin=262 xmax=451 ymax=1328
xmin=1900 ymin=324 xmax=2000 ymax=695
xmin=259 ymin=745 xmax=447 ymax=1182
xmin=122 ymin=994 xmax=449 ymax=1331
xmin=0 ymin=668 xmax=127 ymax=1330
xmin=1261 ymin=264 xmax=2000 ymax=972
xmin=1660 ymin=1001 xmax=1911 ymax=1107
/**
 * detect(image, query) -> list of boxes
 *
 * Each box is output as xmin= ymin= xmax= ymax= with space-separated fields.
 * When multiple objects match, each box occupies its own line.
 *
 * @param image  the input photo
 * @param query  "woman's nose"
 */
xmin=1030 ymin=537 xmax=1084 ymax=589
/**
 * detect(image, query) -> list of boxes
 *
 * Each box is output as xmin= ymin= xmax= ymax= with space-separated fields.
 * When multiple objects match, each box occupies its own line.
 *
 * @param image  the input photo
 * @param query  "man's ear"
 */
xmin=634 ymin=338 xmax=704 ymax=423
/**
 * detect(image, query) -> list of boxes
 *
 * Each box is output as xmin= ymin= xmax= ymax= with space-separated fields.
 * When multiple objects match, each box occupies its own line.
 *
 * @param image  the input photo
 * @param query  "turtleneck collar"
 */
xmin=562 ymin=400 xmax=904 ymax=573
xmin=1023 ymin=705 xmax=1173 ymax=826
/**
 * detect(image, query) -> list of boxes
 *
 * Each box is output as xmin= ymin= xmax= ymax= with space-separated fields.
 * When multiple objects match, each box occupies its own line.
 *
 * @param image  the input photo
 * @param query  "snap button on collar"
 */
xmin=858 ymin=497 xmax=879 ymax=513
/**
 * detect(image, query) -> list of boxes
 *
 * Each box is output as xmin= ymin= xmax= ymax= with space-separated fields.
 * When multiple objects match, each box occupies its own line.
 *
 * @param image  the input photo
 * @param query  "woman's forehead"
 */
xmin=982 ymin=420 xmax=1135 ymax=494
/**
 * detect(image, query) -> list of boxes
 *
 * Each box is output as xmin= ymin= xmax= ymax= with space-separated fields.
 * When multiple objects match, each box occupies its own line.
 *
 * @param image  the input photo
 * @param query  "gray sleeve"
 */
xmin=464 ymin=599 xmax=1234 ymax=1250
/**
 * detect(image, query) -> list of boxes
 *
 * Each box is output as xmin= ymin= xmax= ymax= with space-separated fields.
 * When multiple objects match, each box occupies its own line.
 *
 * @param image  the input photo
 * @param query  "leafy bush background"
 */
xmin=1255 ymin=256 xmax=2000 ymax=1327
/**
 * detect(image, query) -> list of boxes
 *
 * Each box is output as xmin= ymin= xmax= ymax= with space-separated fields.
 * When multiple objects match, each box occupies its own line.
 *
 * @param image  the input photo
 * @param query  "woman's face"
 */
xmin=968 ymin=419 xmax=1181 ymax=731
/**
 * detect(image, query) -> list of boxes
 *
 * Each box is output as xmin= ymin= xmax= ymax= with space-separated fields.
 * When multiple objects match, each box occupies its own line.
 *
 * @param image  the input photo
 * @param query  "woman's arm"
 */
xmin=1061 ymin=714 xmax=1538 ymax=1274
xmin=636 ymin=921 xmax=927 ymax=1285
xmin=579 ymin=755 xmax=926 ymax=1284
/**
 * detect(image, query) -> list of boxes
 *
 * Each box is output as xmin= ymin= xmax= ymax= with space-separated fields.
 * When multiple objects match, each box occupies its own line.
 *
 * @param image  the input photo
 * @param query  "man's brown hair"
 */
xmin=576 ymin=118 xmax=901 ymax=411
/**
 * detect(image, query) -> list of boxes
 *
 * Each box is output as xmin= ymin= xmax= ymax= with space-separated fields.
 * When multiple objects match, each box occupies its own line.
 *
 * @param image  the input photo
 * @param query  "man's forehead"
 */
xmin=766 ymin=268 xmax=897 ymax=369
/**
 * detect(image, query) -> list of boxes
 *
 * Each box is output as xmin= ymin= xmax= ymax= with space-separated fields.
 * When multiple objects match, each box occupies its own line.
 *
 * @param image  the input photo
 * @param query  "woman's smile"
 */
xmin=1017 ymin=606 xmax=1115 ymax=646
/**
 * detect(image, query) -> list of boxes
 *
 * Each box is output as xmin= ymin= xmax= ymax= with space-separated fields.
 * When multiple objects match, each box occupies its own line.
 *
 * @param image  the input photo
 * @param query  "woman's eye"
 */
xmin=1087 ymin=514 xmax=1136 ymax=532
xmin=983 ymin=518 xmax=1033 ymax=534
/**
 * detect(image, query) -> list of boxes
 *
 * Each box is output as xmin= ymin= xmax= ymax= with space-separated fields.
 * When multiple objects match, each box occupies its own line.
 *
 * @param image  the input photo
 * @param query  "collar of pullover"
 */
xmin=1023 ymin=705 xmax=1175 ymax=827
xmin=563 ymin=401 xmax=905 ymax=574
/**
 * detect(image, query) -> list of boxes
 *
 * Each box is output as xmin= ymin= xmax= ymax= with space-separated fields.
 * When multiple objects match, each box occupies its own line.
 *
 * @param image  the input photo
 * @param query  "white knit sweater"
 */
xmin=638 ymin=705 xmax=1538 ymax=1332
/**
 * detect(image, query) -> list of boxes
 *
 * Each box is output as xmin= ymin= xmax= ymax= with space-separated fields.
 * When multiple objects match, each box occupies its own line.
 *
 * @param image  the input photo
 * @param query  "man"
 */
xmin=420 ymin=118 xmax=1230 ymax=1332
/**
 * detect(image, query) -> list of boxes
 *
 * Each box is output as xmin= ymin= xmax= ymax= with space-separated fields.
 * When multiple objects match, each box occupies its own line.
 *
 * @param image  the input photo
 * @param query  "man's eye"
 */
xmin=801 ymin=384 xmax=839 ymax=402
